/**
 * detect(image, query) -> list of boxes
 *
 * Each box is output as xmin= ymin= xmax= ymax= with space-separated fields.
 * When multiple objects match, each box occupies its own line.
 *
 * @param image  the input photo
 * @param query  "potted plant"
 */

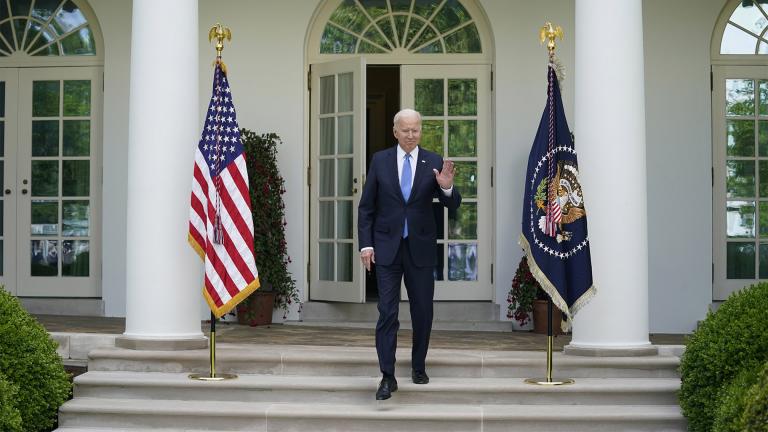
xmin=235 ymin=131 xmax=299 ymax=326
xmin=507 ymin=256 xmax=562 ymax=334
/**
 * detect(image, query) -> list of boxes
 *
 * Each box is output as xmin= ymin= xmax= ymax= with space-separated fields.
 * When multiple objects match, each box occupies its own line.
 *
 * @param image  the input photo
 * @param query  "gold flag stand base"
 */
xmin=524 ymin=299 xmax=575 ymax=387
xmin=189 ymin=312 xmax=238 ymax=381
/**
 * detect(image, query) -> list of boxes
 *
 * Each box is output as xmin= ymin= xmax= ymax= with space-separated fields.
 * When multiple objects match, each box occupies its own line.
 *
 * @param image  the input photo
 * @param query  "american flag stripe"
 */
xmin=189 ymin=62 xmax=259 ymax=318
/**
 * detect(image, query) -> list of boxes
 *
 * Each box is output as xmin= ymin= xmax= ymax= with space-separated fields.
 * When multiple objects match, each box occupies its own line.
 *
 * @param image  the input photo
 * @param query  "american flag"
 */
xmin=188 ymin=62 xmax=260 ymax=318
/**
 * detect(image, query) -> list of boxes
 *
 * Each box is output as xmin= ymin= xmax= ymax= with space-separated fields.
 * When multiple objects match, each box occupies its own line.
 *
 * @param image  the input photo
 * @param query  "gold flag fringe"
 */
xmin=519 ymin=234 xmax=597 ymax=332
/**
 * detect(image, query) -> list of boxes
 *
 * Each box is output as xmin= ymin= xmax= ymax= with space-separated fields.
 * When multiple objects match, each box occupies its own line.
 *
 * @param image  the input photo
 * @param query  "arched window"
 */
xmin=0 ymin=0 xmax=96 ymax=57
xmin=320 ymin=0 xmax=481 ymax=54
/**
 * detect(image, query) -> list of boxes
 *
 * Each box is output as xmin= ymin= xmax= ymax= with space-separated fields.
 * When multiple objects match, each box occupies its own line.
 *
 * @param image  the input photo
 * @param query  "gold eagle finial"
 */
xmin=208 ymin=23 xmax=231 ymax=73
xmin=540 ymin=22 xmax=563 ymax=55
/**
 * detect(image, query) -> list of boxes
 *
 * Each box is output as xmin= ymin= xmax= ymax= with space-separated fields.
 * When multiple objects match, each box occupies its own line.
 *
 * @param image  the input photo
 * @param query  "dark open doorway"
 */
xmin=365 ymin=65 xmax=400 ymax=301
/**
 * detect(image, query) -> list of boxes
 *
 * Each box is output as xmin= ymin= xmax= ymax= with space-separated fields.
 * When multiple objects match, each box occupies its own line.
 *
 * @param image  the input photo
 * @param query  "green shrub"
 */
xmin=712 ymin=366 xmax=759 ymax=432
xmin=0 ymin=372 xmax=22 ymax=432
xmin=0 ymin=288 xmax=71 ymax=431
xmin=740 ymin=361 xmax=768 ymax=431
xmin=679 ymin=282 xmax=768 ymax=432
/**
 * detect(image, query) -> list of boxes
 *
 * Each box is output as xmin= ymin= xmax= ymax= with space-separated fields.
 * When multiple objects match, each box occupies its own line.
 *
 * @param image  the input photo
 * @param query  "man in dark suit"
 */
xmin=358 ymin=108 xmax=461 ymax=400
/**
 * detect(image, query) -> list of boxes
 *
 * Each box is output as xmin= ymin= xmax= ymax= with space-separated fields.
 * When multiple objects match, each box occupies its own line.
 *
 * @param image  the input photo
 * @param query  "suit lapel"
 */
xmin=408 ymin=151 xmax=429 ymax=204
xmin=387 ymin=146 xmax=405 ymax=204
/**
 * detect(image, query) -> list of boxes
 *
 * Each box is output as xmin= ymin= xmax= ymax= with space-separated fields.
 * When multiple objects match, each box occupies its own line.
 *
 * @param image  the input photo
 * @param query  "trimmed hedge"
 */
xmin=740 ymin=361 xmax=768 ymax=431
xmin=0 ymin=288 xmax=71 ymax=431
xmin=679 ymin=282 xmax=768 ymax=432
xmin=712 ymin=366 xmax=758 ymax=432
xmin=0 ymin=372 xmax=22 ymax=432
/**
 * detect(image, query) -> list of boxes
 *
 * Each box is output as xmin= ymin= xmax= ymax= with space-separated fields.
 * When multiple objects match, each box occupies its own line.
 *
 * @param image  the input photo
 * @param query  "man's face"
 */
xmin=393 ymin=114 xmax=421 ymax=153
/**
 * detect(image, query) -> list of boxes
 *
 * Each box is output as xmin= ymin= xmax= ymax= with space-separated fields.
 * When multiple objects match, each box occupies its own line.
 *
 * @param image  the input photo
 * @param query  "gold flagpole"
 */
xmin=189 ymin=23 xmax=237 ymax=383
xmin=524 ymin=22 xmax=574 ymax=387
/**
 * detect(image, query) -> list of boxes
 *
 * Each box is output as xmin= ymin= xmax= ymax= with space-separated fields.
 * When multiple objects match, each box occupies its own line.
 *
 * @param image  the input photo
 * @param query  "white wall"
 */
xmin=90 ymin=0 xmax=131 ymax=317
xmin=93 ymin=0 xmax=726 ymax=332
xmin=643 ymin=0 xmax=725 ymax=332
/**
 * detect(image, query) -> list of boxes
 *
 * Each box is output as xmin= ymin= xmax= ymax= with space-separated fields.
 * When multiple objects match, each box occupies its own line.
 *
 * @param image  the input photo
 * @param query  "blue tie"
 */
xmin=401 ymin=153 xmax=412 ymax=238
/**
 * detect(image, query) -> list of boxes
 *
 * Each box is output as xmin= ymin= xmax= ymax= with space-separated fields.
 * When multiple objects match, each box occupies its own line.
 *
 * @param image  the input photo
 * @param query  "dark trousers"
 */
xmin=375 ymin=238 xmax=435 ymax=377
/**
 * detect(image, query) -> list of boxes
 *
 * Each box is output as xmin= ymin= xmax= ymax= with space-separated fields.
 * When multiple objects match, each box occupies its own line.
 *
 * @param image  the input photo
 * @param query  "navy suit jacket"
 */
xmin=358 ymin=145 xmax=462 ymax=268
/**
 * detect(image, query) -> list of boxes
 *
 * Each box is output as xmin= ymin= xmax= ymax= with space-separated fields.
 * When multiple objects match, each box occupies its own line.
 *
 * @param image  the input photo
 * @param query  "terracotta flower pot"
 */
xmin=532 ymin=299 xmax=563 ymax=335
xmin=236 ymin=290 xmax=276 ymax=327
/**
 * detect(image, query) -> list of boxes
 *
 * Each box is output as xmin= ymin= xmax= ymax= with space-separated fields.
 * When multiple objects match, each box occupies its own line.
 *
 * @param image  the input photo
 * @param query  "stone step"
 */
xmin=300 ymin=301 xmax=500 ymax=322
xmin=88 ymin=344 xmax=681 ymax=378
xmin=285 ymin=319 xmax=514 ymax=332
xmin=73 ymin=371 xmax=680 ymax=406
xmin=57 ymin=398 xmax=686 ymax=431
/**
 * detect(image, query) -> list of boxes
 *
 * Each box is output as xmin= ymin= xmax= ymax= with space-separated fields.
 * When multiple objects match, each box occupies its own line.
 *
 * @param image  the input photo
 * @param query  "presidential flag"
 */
xmin=520 ymin=62 xmax=595 ymax=331
xmin=189 ymin=61 xmax=260 ymax=318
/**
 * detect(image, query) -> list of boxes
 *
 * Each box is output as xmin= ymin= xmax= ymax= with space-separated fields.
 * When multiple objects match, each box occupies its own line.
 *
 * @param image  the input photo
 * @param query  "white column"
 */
xmin=567 ymin=0 xmax=654 ymax=355
xmin=119 ymin=0 xmax=206 ymax=349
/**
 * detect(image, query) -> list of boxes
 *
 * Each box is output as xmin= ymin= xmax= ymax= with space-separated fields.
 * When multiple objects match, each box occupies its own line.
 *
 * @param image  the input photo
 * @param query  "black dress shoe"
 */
xmin=375 ymin=376 xmax=398 ymax=400
xmin=412 ymin=370 xmax=429 ymax=384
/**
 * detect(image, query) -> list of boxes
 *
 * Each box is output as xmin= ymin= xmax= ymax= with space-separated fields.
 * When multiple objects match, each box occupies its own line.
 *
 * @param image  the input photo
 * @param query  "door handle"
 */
xmin=21 ymin=188 xmax=28 ymax=195
xmin=3 ymin=189 xmax=10 ymax=195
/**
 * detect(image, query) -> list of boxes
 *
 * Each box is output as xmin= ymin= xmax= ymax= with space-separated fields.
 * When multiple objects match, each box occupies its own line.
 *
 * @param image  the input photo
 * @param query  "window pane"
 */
xmin=0 ymin=122 xmax=4 ymax=156
xmin=362 ymin=0 xmax=387 ymax=20
xmin=329 ymin=0 xmax=370 ymax=34
xmin=404 ymin=17 xmax=426 ymax=48
xmin=726 ymin=119 xmax=754 ymax=157
xmin=448 ymin=79 xmax=477 ymax=116
xmin=760 ymin=243 xmax=768 ymax=279
xmin=376 ymin=18 xmax=397 ymax=47
xmin=319 ymin=159 xmax=334 ymax=197
xmin=62 ymin=240 xmax=88 ymax=276
xmin=31 ymin=200 xmax=58 ymax=235
xmin=52 ymin=1 xmax=85 ymax=34
xmin=32 ymin=0 xmax=62 ymax=22
xmin=338 ymin=73 xmax=353 ymax=112
xmin=448 ymin=243 xmax=477 ymax=281
xmin=62 ymin=160 xmax=89 ymax=196
xmin=338 ymin=115 xmax=353 ymax=154
xmin=337 ymin=242 xmax=352 ymax=282
xmin=337 ymin=201 xmax=352 ymax=239
xmin=413 ymin=0 xmax=440 ymax=18
xmin=727 ymin=242 xmax=755 ymax=279
xmin=320 ymin=24 xmax=357 ymax=54
xmin=33 ymin=80 xmax=59 ymax=117
xmin=0 ymin=81 xmax=5 ymax=117
xmin=63 ymin=80 xmax=91 ymax=115
xmin=358 ymin=40 xmax=386 ymax=53
xmin=453 ymin=161 xmax=477 ymax=198
xmin=415 ymin=79 xmax=443 ymax=116
xmin=730 ymin=3 xmax=766 ymax=36
xmin=0 ymin=200 xmax=3 ymax=235
xmin=390 ymin=0 xmax=410 ymax=13
xmin=760 ymin=120 xmax=768 ymax=156
xmin=60 ymin=26 xmax=95 ymax=55
xmin=721 ymin=23 xmax=758 ymax=54
xmin=32 ymin=160 xmax=58 ymax=196
xmin=31 ymin=239 xmax=58 ymax=276
xmin=0 ymin=22 xmax=13 ymax=52
xmin=431 ymin=0 xmax=471 ymax=33
xmin=409 ymin=25 xmax=437 ymax=51
xmin=760 ymin=80 xmax=768 ymax=116
xmin=415 ymin=40 xmax=442 ymax=53
xmin=727 ymin=200 xmax=756 ymax=238
xmin=320 ymin=117 xmax=334 ymax=155
xmin=420 ymin=120 xmax=443 ymax=154
xmin=320 ymin=76 xmax=335 ymax=114
xmin=63 ymin=120 xmax=89 ymax=156
xmin=0 ymin=239 xmax=3 ymax=276
xmin=761 ymin=161 xmax=768 ymax=197
xmin=448 ymin=202 xmax=477 ymax=239
xmin=448 ymin=120 xmax=477 ymax=157
xmin=62 ymin=200 xmax=89 ymax=236
xmin=32 ymin=120 xmax=59 ymax=156
xmin=444 ymin=23 xmax=482 ymax=53
xmin=362 ymin=27 xmax=390 ymax=50
xmin=761 ymin=202 xmax=768 ymax=238
xmin=337 ymin=157 xmax=353 ymax=197
xmin=319 ymin=242 xmax=334 ymax=280
xmin=726 ymin=160 xmax=755 ymax=198
xmin=726 ymin=79 xmax=755 ymax=116
xmin=319 ymin=201 xmax=334 ymax=239
xmin=394 ymin=15 xmax=408 ymax=46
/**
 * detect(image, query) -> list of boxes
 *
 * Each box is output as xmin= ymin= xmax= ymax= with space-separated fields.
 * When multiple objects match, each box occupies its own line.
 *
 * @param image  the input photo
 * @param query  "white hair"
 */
xmin=393 ymin=108 xmax=421 ymax=127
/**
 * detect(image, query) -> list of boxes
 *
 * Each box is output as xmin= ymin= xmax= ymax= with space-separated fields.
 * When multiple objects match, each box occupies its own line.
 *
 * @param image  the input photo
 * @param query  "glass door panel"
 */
xmin=714 ymin=66 xmax=768 ymax=300
xmin=401 ymin=64 xmax=491 ymax=300
xmin=17 ymin=67 xmax=100 ymax=297
xmin=310 ymin=57 xmax=366 ymax=302
xmin=0 ymin=69 xmax=18 ymax=294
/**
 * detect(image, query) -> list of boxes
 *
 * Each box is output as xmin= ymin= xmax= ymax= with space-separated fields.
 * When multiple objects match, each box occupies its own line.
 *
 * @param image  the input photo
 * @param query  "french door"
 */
xmin=401 ymin=64 xmax=492 ymax=300
xmin=1 ymin=67 xmax=101 ymax=297
xmin=309 ymin=58 xmax=367 ymax=302
xmin=713 ymin=65 xmax=768 ymax=300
